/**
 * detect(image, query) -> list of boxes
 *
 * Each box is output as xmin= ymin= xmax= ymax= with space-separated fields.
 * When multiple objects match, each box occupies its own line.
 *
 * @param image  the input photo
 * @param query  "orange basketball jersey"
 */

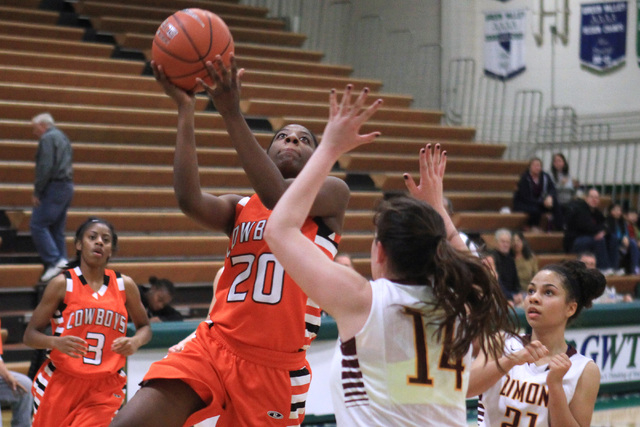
xmin=211 ymin=194 xmax=340 ymax=357
xmin=48 ymin=267 xmax=128 ymax=377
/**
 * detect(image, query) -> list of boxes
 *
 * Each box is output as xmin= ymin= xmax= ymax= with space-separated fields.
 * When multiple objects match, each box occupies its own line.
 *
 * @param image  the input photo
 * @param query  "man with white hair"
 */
xmin=30 ymin=113 xmax=73 ymax=282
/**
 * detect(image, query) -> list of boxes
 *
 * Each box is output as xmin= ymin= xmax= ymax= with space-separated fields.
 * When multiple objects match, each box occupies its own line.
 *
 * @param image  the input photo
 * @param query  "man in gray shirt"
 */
xmin=31 ymin=113 xmax=74 ymax=282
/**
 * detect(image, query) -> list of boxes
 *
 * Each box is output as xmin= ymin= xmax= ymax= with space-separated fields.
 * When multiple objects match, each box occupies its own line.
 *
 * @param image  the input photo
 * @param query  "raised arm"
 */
xmin=198 ymin=55 xmax=286 ymax=207
xmin=199 ymin=56 xmax=349 ymax=228
xmin=264 ymin=86 xmax=382 ymax=339
xmin=152 ymin=61 xmax=240 ymax=234
xmin=403 ymin=144 xmax=468 ymax=252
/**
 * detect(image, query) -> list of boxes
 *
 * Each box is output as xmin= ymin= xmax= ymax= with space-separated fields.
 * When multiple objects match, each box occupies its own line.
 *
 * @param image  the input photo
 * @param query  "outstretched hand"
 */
xmin=150 ymin=61 xmax=195 ymax=109
xmin=319 ymin=85 xmax=382 ymax=157
xmin=197 ymin=54 xmax=245 ymax=117
xmin=403 ymin=143 xmax=447 ymax=210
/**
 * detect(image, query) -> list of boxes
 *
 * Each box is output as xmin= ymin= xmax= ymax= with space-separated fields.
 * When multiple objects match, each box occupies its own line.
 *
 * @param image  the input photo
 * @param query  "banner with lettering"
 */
xmin=566 ymin=325 xmax=640 ymax=384
xmin=580 ymin=1 xmax=627 ymax=71
xmin=483 ymin=9 xmax=527 ymax=80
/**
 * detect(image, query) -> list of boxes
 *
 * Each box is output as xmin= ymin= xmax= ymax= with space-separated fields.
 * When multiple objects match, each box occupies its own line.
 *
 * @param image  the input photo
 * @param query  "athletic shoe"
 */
xmin=40 ymin=259 xmax=68 ymax=282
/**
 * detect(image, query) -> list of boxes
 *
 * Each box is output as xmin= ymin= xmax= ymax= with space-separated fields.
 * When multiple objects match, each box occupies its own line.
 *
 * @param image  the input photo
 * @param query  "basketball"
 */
xmin=152 ymin=8 xmax=234 ymax=92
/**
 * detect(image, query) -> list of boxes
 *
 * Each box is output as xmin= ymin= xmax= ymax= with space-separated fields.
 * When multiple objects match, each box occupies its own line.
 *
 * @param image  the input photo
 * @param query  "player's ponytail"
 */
xmin=374 ymin=195 xmax=518 ymax=361
xmin=430 ymin=239 xmax=518 ymax=360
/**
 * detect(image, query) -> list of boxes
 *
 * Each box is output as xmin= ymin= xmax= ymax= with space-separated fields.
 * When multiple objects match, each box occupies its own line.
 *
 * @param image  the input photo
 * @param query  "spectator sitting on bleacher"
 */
xmin=605 ymin=202 xmax=640 ymax=276
xmin=513 ymin=157 xmax=562 ymax=232
xmin=139 ymin=276 xmax=183 ymax=322
xmin=511 ymin=231 xmax=539 ymax=292
xmin=0 ymin=318 xmax=33 ymax=427
xmin=491 ymin=228 xmax=523 ymax=306
xmin=549 ymin=152 xmax=578 ymax=208
xmin=563 ymin=188 xmax=615 ymax=275
xmin=578 ymin=252 xmax=633 ymax=303
xmin=624 ymin=209 xmax=640 ymax=243
xmin=624 ymin=209 xmax=640 ymax=242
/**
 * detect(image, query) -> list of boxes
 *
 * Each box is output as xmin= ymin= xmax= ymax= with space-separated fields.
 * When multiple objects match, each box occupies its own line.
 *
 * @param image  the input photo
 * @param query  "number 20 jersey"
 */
xmin=210 ymin=195 xmax=340 ymax=357
xmin=48 ymin=267 xmax=128 ymax=377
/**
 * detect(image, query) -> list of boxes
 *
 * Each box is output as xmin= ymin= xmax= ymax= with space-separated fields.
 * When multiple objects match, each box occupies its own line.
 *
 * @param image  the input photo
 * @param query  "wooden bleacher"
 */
xmin=1 ymin=0 xmax=638 ymax=365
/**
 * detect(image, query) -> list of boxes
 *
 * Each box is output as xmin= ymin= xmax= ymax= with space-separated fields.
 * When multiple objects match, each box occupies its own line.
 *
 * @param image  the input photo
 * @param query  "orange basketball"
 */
xmin=152 ymin=8 xmax=234 ymax=92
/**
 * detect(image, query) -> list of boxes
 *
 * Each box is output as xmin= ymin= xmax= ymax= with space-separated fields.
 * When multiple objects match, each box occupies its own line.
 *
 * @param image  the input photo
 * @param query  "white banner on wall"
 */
xmin=483 ymin=9 xmax=527 ymax=80
xmin=566 ymin=324 xmax=640 ymax=384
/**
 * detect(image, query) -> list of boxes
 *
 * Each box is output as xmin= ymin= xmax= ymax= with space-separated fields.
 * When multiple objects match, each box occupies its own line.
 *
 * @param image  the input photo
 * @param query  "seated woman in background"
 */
xmin=512 ymin=231 xmax=539 ymax=293
xmin=605 ymin=203 xmax=640 ymax=275
xmin=550 ymin=152 xmax=578 ymax=207
xmin=139 ymin=276 xmax=183 ymax=322
xmin=513 ymin=157 xmax=563 ymax=232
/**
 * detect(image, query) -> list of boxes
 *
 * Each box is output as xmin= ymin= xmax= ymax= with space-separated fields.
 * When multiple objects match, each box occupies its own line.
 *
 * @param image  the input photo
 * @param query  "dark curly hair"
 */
xmin=542 ymin=260 xmax=606 ymax=321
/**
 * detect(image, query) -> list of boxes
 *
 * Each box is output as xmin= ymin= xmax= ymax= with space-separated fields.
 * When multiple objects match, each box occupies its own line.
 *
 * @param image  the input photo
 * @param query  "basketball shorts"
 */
xmin=31 ymin=361 xmax=126 ymax=427
xmin=142 ymin=321 xmax=312 ymax=427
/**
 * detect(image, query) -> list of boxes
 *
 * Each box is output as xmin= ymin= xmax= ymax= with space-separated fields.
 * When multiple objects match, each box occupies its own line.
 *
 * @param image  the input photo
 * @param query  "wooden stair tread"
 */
xmin=371 ymin=172 xmax=518 ymax=192
xmin=0 ymin=82 xmax=210 ymax=111
xmin=482 ymin=232 xmax=565 ymax=253
xmin=344 ymin=138 xmax=506 ymax=156
xmin=338 ymin=153 xmax=526 ymax=174
xmin=0 ymin=140 xmax=237 ymax=166
xmin=537 ymin=253 xmax=576 ymax=268
xmin=454 ymin=212 xmax=528 ymax=232
xmin=0 ymin=119 xmax=273 ymax=147
xmin=76 ymin=0 xmax=269 ymax=19
xmin=0 ymin=63 xmax=383 ymax=94
xmin=13 ymin=210 xmax=375 ymax=233
xmin=0 ymin=34 xmax=115 ymax=58
xmin=0 ymin=6 xmax=59 ymax=26
xmin=606 ymin=275 xmax=640 ymax=294
xmin=243 ymin=69 xmax=383 ymax=91
xmin=0 ymin=185 xmax=381 ymax=211
xmin=61 ymin=233 xmax=375 ymax=258
xmin=241 ymin=99 xmax=441 ymax=123
xmin=240 ymin=84 xmax=412 ymax=108
xmin=0 ymin=19 xmax=85 ymax=41
xmin=0 ymin=100 xmax=227 ymax=128
xmin=270 ymin=117 xmax=476 ymax=140
xmin=0 ymin=49 xmax=145 ymax=75
xmin=0 ymin=161 xmax=346 ymax=187
xmin=0 ymin=261 xmax=225 ymax=288
xmin=90 ymin=13 xmax=286 ymax=33
xmin=116 ymin=27 xmax=307 ymax=51
xmin=0 ymin=66 xmax=410 ymax=107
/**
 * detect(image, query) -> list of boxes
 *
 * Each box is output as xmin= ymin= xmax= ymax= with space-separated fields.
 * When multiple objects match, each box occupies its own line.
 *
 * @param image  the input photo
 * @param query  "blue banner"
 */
xmin=580 ymin=1 xmax=627 ymax=71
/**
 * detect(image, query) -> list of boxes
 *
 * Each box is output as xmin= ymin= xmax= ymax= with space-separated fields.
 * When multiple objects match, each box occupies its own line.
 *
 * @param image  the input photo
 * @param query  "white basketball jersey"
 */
xmin=477 ymin=336 xmax=593 ymax=427
xmin=330 ymin=278 xmax=472 ymax=426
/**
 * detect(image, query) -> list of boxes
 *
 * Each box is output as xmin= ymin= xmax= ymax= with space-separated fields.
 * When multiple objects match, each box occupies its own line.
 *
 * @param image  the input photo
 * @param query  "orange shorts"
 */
xmin=142 ymin=321 xmax=312 ymax=427
xmin=32 ymin=361 xmax=126 ymax=427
